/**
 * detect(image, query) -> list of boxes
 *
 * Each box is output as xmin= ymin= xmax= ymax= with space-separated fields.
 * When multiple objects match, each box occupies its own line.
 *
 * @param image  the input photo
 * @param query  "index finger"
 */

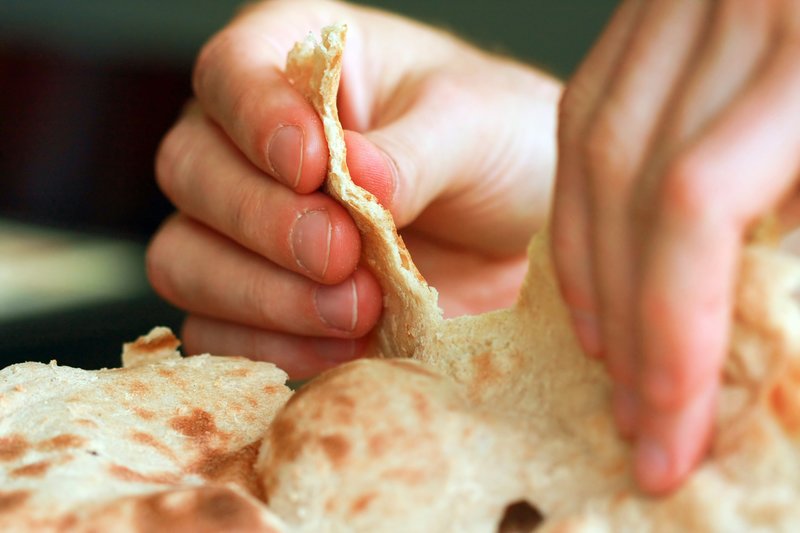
xmin=192 ymin=4 xmax=331 ymax=193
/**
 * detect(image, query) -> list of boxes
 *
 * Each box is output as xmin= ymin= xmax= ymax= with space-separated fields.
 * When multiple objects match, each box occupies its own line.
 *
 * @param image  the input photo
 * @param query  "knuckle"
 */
xmin=582 ymin=110 xmax=634 ymax=186
xmin=192 ymin=30 xmax=233 ymax=99
xmin=228 ymin=187 xmax=271 ymax=249
xmin=246 ymin=274 xmax=280 ymax=331
xmin=154 ymin=123 xmax=192 ymax=202
xmin=660 ymin=156 xmax=715 ymax=221
xmin=639 ymin=285 xmax=674 ymax=328
xmin=145 ymin=227 xmax=178 ymax=303
xmin=642 ymin=363 xmax=696 ymax=411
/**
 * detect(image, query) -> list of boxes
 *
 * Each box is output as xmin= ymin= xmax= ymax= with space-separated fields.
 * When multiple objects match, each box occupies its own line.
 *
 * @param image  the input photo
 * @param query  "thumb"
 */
xmin=347 ymin=70 xmax=561 ymax=257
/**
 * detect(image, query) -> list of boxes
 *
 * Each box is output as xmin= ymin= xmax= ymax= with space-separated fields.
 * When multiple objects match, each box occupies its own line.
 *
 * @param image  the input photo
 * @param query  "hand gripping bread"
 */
xmin=3 ymin=23 xmax=800 ymax=533
xmin=259 ymin=23 xmax=800 ymax=532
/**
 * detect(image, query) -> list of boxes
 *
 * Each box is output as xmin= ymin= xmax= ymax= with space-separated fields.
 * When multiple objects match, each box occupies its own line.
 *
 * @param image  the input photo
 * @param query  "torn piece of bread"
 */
xmin=262 ymin=23 xmax=800 ymax=532
xmin=0 ymin=328 xmax=291 ymax=532
xmin=286 ymin=24 xmax=442 ymax=361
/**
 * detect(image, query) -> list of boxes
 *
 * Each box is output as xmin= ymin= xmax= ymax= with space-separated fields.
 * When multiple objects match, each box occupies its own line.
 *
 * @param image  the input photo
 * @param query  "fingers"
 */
xmin=156 ymin=108 xmax=361 ymax=284
xmin=343 ymin=130 xmax=396 ymax=210
xmin=147 ymin=215 xmax=383 ymax=339
xmin=586 ymin=0 xmax=712 ymax=400
xmin=192 ymin=2 xmax=332 ymax=193
xmin=635 ymin=35 xmax=800 ymax=492
xmin=552 ymin=0 xmax=646 ymax=360
xmin=363 ymin=57 xmax=562 ymax=256
xmin=634 ymin=381 xmax=717 ymax=495
xmin=181 ymin=315 xmax=369 ymax=381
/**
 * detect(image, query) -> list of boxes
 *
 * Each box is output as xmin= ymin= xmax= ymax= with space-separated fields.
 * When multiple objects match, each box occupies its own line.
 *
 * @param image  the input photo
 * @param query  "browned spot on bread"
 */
xmin=770 ymin=363 xmax=800 ymax=433
xmin=57 ymin=513 xmax=78 ymax=530
xmin=0 ymin=434 xmax=29 ymax=461
xmin=268 ymin=418 xmax=304 ymax=464
xmin=770 ymin=384 xmax=800 ymax=433
xmin=383 ymin=467 xmax=428 ymax=484
xmin=331 ymin=393 xmax=356 ymax=409
xmin=108 ymin=464 xmax=180 ymax=485
xmin=133 ymin=486 xmax=268 ymax=533
xmin=472 ymin=351 xmax=501 ymax=384
xmin=10 ymin=460 xmax=51 ymax=478
xmin=158 ymin=368 xmax=176 ymax=378
xmin=368 ymin=433 xmax=390 ymax=457
xmin=189 ymin=441 xmax=262 ymax=497
xmin=226 ymin=367 xmax=250 ymax=378
xmin=264 ymin=384 xmax=285 ymax=395
xmin=170 ymin=408 xmax=218 ymax=440
xmin=128 ymin=379 xmax=151 ymax=395
xmin=130 ymin=330 xmax=180 ymax=354
xmin=412 ymin=391 xmax=431 ymax=421
xmin=245 ymin=395 xmax=259 ymax=408
xmin=76 ymin=418 xmax=98 ymax=428
xmin=319 ymin=434 xmax=350 ymax=468
xmin=349 ymin=492 xmax=376 ymax=516
xmin=131 ymin=431 xmax=177 ymax=460
xmin=0 ymin=490 xmax=29 ymax=513
xmin=36 ymin=434 xmax=86 ymax=452
xmin=133 ymin=407 xmax=156 ymax=420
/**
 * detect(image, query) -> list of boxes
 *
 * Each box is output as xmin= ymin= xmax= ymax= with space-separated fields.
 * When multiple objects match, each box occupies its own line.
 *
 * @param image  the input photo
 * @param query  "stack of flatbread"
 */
xmin=2 ymin=24 xmax=800 ymax=532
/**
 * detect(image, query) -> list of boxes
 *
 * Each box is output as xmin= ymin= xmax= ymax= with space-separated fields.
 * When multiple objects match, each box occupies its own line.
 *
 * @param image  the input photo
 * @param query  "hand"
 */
xmin=148 ymin=0 xmax=561 ymax=379
xmin=552 ymin=0 xmax=800 ymax=493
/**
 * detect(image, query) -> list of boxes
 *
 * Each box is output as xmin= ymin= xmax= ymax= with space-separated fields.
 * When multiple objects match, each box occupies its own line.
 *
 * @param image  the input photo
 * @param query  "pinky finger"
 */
xmin=181 ymin=315 xmax=369 ymax=381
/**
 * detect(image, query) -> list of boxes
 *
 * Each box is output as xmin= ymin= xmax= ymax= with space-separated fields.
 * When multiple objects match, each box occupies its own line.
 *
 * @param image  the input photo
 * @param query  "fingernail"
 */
xmin=314 ymin=278 xmax=358 ymax=332
xmin=570 ymin=308 xmax=602 ymax=357
xmin=267 ymin=125 xmax=303 ymax=188
xmin=311 ymin=338 xmax=358 ymax=363
xmin=634 ymin=437 xmax=670 ymax=492
xmin=290 ymin=210 xmax=331 ymax=278
xmin=612 ymin=387 xmax=638 ymax=438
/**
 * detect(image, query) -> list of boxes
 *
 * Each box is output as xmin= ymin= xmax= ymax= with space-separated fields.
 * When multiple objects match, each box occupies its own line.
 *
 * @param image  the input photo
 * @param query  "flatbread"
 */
xmin=0 ymin=327 xmax=291 ymax=532
xmin=3 ymin=22 xmax=799 ymax=533
xmin=260 ymin=23 xmax=800 ymax=532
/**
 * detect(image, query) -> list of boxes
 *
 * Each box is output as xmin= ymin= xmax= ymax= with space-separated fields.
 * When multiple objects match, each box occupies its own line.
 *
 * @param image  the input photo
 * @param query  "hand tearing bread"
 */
xmin=2 ymin=23 xmax=800 ymax=532
xmin=263 ymin=23 xmax=800 ymax=532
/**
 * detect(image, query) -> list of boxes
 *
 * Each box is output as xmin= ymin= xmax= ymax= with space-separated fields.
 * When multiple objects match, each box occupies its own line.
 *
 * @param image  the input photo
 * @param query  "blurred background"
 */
xmin=0 ymin=0 xmax=617 ymax=368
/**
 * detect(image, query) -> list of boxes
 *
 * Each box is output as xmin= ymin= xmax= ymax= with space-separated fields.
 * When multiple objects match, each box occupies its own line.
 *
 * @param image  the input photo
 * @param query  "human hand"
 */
xmin=552 ymin=0 xmax=800 ymax=493
xmin=148 ymin=0 xmax=561 ymax=379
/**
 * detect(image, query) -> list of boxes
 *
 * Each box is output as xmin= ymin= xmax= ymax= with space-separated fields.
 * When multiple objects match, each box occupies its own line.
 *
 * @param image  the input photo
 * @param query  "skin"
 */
xmin=552 ymin=0 xmax=800 ymax=494
xmin=148 ymin=0 xmax=560 ymax=379
xmin=149 ymin=0 xmax=800 ymax=496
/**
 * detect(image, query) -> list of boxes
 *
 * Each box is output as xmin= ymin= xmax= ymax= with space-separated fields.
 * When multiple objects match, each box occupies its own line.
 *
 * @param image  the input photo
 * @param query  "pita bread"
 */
xmin=261 ymin=23 xmax=800 ymax=532
xmin=0 ymin=327 xmax=291 ymax=532
xmin=3 ymin=22 xmax=799 ymax=533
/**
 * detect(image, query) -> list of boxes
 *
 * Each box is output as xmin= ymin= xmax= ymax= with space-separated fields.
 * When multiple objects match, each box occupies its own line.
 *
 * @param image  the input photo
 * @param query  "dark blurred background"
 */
xmin=0 ymin=0 xmax=617 ymax=368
